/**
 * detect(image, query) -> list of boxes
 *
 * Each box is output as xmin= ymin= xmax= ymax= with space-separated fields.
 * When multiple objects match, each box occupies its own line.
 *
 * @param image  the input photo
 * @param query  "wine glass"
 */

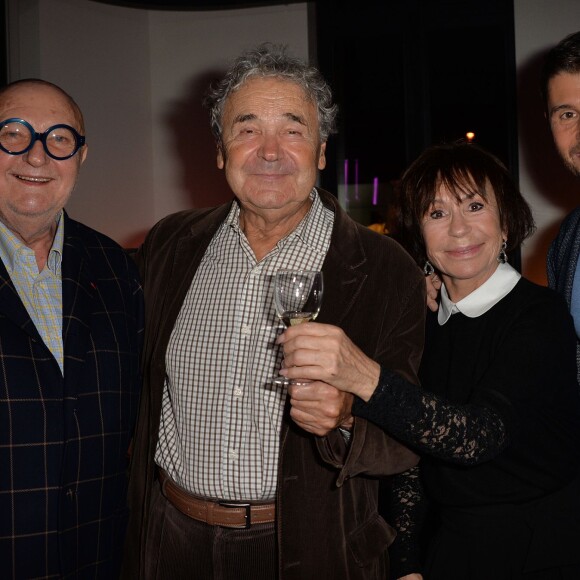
xmin=273 ymin=269 xmax=323 ymax=385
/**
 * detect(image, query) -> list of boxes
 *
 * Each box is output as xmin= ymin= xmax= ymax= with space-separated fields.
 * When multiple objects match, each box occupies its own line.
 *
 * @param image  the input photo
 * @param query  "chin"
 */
xmin=567 ymin=162 xmax=580 ymax=178
xmin=247 ymin=189 xmax=296 ymax=208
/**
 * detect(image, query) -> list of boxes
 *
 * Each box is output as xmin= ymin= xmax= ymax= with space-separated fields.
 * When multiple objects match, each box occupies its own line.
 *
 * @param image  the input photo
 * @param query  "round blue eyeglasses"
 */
xmin=0 ymin=118 xmax=86 ymax=160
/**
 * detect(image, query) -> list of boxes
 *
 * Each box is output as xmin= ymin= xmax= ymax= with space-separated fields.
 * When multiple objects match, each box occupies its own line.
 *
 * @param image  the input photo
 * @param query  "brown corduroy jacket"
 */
xmin=122 ymin=189 xmax=425 ymax=579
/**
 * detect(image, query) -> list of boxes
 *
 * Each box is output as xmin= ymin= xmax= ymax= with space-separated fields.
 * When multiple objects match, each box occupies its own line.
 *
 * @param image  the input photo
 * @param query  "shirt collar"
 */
xmin=47 ymin=212 xmax=64 ymax=275
xmin=438 ymin=262 xmax=521 ymax=325
xmin=0 ymin=211 xmax=64 ymax=275
xmin=225 ymin=188 xmax=328 ymax=255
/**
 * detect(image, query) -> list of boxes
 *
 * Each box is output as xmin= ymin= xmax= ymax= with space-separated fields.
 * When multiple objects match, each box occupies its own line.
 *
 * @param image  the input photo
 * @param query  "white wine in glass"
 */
xmin=273 ymin=269 xmax=323 ymax=385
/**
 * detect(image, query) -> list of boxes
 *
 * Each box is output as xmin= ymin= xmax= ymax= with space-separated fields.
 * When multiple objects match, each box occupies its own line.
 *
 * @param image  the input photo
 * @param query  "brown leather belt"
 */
xmin=158 ymin=469 xmax=275 ymax=529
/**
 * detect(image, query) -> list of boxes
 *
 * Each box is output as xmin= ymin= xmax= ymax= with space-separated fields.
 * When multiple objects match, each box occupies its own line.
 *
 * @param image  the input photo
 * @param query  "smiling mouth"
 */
xmin=253 ymin=172 xmax=288 ymax=177
xmin=15 ymin=175 xmax=51 ymax=183
xmin=447 ymin=245 xmax=481 ymax=256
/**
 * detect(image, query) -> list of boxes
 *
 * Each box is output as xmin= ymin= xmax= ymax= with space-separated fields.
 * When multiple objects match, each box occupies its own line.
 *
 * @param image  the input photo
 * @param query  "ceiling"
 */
xmin=94 ymin=0 xmax=304 ymax=9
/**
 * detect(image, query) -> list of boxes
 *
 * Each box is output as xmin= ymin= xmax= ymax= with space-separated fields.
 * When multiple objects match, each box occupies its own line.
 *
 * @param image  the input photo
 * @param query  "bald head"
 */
xmin=0 ymin=79 xmax=85 ymax=134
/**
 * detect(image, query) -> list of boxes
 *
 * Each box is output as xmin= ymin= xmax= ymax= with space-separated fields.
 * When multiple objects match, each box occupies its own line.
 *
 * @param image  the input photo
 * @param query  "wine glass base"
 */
xmin=272 ymin=377 xmax=310 ymax=387
xmin=272 ymin=376 xmax=289 ymax=386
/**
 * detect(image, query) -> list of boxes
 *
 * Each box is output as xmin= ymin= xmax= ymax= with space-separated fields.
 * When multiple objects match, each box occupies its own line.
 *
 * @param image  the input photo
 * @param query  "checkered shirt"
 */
xmin=0 ymin=213 xmax=64 ymax=372
xmin=155 ymin=190 xmax=334 ymax=501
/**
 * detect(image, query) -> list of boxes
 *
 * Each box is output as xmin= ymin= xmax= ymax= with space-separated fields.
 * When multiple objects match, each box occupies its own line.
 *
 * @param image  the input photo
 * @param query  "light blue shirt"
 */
xmin=570 ymin=258 xmax=580 ymax=339
xmin=0 ymin=213 xmax=64 ymax=373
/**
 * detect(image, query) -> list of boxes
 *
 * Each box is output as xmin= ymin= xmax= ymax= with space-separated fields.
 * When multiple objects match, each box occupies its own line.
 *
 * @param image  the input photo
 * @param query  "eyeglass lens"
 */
xmin=0 ymin=121 xmax=79 ymax=158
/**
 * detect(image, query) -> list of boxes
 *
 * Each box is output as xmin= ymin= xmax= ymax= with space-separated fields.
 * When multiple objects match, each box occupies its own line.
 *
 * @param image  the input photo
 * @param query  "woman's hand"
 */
xmin=425 ymin=272 xmax=441 ymax=312
xmin=398 ymin=574 xmax=423 ymax=580
xmin=277 ymin=322 xmax=381 ymax=401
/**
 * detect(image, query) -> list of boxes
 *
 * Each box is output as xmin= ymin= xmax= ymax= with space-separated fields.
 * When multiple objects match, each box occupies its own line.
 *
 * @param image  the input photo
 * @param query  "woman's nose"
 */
xmin=448 ymin=211 xmax=470 ymax=237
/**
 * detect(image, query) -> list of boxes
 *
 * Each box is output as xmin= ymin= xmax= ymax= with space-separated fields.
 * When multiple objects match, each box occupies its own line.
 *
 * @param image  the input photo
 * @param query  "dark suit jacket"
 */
xmin=548 ymin=205 xmax=580 ymax=381
xmin=123 ymin=190 xmax=425 ymax=579
xmin=0 ymin=214 xmax=143 ymax=579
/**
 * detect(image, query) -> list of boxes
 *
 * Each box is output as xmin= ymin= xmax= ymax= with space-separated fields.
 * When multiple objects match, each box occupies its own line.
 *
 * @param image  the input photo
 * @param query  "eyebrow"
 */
xmin=550 ymin=103 xmax=577 ymax=116
xmin=430 ymin=192 xmax=481 ymax=204
xmin=232 ymin=112 xmax=307 ymax=125
xmin=284 ymin=112 xmax=307 ymax=125
xmin=233 ymin=113 xmax=257 ymax=124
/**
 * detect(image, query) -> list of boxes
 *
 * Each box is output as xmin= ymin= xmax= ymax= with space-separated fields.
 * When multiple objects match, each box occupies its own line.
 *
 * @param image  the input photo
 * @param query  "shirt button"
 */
xmin=241 ymin=324 xmax=251 ymax=335
xmin=229 ymin=450 xmax=238 ymax=461
xmin=234 ymin=388 xmax=243 ymax=397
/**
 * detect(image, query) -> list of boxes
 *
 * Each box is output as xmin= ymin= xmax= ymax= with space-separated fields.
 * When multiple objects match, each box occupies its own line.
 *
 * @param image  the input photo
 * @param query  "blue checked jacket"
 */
xmin=0 ymin=214 xmax=143 ymax=579
xmin=547 ymin=206 xmax=580 ymax=382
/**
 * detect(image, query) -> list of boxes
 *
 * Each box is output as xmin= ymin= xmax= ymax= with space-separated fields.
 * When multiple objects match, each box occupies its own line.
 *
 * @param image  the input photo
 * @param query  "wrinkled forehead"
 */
xmin=0 ymin=83 xmax=84 ymax=133
xmin=225 ymin=76 xmax=316 ymax=118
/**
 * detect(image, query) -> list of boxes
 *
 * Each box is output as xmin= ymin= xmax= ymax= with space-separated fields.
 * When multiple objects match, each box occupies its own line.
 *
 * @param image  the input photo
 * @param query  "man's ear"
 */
xmin=318 ymin=142 xmax=327 ymax=170
xmin=79 ymin=144 xmax=88 ymax=165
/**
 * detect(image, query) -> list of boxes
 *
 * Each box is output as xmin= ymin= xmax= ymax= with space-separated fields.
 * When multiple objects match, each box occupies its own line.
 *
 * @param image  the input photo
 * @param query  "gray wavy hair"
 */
xmin=205 ymin=43 xmax=338 ymax=148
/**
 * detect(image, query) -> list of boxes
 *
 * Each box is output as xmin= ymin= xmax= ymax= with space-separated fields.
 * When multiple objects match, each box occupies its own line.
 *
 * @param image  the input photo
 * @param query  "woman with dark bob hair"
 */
xmin=278 ymin=142 xmax=580 ymax=579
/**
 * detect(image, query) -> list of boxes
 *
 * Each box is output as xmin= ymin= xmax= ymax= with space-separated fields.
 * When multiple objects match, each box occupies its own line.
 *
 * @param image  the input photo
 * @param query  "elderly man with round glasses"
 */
xmin=0 ymin=79 xmax=143 ymax=579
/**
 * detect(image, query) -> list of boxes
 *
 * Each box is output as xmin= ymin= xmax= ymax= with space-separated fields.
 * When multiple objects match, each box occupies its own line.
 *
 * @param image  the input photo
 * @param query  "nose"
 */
xmin=258 ymin=133 xmax=281 ymax=162
xmin=24 ymin=139 xmax=49 ymax=167
xmin=448 ymin=210 xmax=470 ymax=237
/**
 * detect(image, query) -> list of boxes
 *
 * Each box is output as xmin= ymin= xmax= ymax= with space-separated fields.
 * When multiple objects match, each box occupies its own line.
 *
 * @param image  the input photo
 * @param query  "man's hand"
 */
xmin=277 ymin=322 xmax=380 ymax=402
xmin=425 ymin=273 xmax=441 ymax=312
xmin=287 ymin=381 xmax=353 ymax=436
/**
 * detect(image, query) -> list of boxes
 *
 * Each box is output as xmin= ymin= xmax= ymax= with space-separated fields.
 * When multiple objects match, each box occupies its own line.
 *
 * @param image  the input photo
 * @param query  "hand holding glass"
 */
xmin=273 ymin=270 xmax=323 ymax=385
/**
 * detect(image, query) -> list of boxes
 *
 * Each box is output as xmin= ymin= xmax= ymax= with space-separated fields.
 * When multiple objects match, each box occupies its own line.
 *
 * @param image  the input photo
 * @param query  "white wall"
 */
xmin=147 ymin=6 xmax=309 ymax=223
xmin=514 ymin=0 xmax=580 ymax=284
xmin=6 ymin=0 xmax=309 ymax=247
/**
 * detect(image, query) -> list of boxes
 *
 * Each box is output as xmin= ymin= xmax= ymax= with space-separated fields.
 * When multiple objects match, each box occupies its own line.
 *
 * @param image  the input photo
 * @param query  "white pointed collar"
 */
xmin=438 ymin=262 xmax=521 ymax=325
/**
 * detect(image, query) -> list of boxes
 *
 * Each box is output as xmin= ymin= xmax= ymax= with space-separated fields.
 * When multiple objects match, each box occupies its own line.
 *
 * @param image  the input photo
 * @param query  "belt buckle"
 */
xmin=219 ymin=501 xmax=251 ymax=529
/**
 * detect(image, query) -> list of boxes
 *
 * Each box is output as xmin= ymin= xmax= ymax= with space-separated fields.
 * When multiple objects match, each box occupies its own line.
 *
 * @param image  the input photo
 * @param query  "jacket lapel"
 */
xmin=149 ymin=203 xmax=232 ymax=365
xmin=317 ymin=190 xmax=367 ymax=327
xmin=0 ymin=258 xmax=44 ymax=343
xmin=61 ymin=217 xmax=95 ymax=393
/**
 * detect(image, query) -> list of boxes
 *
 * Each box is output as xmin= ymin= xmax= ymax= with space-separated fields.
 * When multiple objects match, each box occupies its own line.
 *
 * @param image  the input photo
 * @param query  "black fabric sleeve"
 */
xmin=387 ymin=466 xmax=427 ymax=578
xmin=352 ymin=366 xmax=508 ymax=465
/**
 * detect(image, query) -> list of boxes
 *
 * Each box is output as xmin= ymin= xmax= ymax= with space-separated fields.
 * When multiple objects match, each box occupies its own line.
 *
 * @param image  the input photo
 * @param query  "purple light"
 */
xmin=355 ymin=159 xmax=359 ymax=200
xmin=372 ymin=177 xmax=378 ymax=205
xmin=344 ymin=159 xmax=349 ymax=203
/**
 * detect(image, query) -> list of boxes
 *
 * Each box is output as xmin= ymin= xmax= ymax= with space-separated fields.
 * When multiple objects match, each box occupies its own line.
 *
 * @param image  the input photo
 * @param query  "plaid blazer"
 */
xmin=0 ymin=214 xmax=143 ymax=579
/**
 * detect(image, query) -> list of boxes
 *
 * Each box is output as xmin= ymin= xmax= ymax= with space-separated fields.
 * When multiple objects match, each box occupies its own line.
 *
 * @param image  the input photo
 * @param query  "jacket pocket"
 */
xmin=347 ymin=513 xmax=396 ymax=567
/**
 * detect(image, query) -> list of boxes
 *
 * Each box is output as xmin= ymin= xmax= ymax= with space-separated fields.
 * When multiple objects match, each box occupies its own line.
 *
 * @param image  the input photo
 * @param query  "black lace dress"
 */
xmin=353 ymin=278 xmax=580 ymax=579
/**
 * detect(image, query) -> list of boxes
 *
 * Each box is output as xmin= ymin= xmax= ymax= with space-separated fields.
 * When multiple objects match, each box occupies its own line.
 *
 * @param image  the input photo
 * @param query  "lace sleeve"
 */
xmin=353 ymin=367 xmax=508 ymax=465
xmin=387 ymin=466 xmax=426 ymax=578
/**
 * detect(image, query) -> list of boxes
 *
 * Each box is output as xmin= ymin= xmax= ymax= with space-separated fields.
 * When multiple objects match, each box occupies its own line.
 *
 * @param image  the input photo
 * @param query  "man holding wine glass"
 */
xmin=123 ymin=43 xmax=426 ymax=580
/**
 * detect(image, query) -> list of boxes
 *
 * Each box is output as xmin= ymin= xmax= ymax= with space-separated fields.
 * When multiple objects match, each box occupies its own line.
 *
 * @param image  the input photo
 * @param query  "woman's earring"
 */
xmin=497 ymin=240 xmax=508 ymax=264
xmin=423 ymin=260 xmax=435 ymax=276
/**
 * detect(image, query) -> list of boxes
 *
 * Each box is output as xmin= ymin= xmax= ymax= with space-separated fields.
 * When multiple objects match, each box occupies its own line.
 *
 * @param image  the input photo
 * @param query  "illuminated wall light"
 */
xmin=466 ymin=131 xmax=475 ymax=142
